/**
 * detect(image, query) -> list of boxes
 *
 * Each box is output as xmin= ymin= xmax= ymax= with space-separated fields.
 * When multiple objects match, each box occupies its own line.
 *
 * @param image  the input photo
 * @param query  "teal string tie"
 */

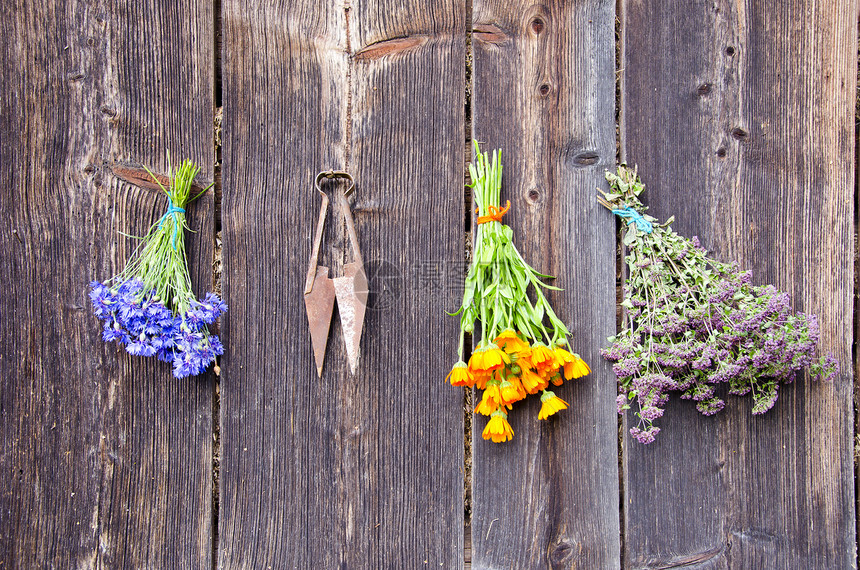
xmin=158 ymin=197 xmax=186 ymax=251
xmin=611 ymin=207 xmax=653 ymax=233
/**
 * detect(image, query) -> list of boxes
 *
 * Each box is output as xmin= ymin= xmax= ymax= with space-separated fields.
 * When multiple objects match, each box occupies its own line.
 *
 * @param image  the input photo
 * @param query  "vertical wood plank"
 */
xmin=219 ymin=2 xmax=348 ymax=566
xmin=219 ymin=0 xmax=465 ymax=566
xmin=621 ymin=0 xmax=856 ymax=566
xmin=350 ymin=0 xmax=466 ymax=565
xmin=0 ymin=1 xmax=215 ymax=567
xmin=470 ymin=1 xmax=620 ymax=568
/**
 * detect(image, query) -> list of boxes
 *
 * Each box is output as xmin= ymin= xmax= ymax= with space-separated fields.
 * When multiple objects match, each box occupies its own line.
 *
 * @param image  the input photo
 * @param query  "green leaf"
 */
xmin=461 ymin=281 xmax=476 ymax=308
xmin=533 ymin=300 xmax=545 ymax=321
xmin=623 ymin=225 xmax=638 ymax=246
xmin=515 ymin=313 xmax=531 ymax=337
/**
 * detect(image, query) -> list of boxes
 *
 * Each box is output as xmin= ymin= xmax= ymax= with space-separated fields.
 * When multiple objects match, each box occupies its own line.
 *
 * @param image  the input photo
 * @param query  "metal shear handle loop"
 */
xmin=314 ymin=170 xmax=363 ymax=268
xmin=305 ymin=170 xmax=363 ymax=296
xmin=315 ymin=170 xmax=355 ymax=197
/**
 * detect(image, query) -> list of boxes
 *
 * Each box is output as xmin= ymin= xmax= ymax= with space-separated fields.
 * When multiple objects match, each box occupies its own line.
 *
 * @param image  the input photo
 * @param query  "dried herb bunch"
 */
xmin=447 ymin=142 xmax=590 ymax=443
xmin=89 ymin=157 xmax=225 ymax=378
xmin=599 ymin=166 xmax=837 ymax=444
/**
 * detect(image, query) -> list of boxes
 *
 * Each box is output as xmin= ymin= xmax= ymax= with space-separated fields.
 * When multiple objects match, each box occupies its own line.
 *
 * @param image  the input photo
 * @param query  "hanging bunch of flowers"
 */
xmin=599 ymin=166 xmax=837 ymax=444
xmin=447 ymin=142 xmax=590 ymax=443
xmin=89 ymin=157 xmax=226 ymax=378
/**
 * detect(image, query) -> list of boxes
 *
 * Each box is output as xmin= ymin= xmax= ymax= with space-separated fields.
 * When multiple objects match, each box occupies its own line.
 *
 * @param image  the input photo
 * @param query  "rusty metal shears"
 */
xmin=304 ymin=171 xmax=368 ymax=377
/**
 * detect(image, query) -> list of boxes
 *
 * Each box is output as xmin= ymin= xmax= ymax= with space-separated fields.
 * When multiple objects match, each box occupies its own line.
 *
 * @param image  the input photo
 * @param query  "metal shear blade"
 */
xmin=304 ymin=171 xmax=367 ymax=377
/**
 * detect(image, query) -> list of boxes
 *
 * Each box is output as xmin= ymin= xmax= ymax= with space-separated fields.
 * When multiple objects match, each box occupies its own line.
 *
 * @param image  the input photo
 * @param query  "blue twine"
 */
xmin=611 ymin=207 xmax=653 ymax=233
xmin=158 ymin=197 xmax=186 ymax=251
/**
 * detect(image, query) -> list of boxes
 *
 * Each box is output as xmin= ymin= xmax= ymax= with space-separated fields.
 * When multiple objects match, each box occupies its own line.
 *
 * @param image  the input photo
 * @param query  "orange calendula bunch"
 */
xmin=446 ymin=142 xmax=590 ymax=443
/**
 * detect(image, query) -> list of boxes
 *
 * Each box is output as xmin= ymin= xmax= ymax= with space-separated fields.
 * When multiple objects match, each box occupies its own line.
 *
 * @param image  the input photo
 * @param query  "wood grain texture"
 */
xmin=219 ymin=0 xmax=464 ymax=566
xmin=0 ymin=1 xmax=215 ymax=568
xmin=470 ymin=1 xmax=620 ymax=568
xmin=621 ymin=0 xmax=857 ymax=567
xmin=350 ymin=1 xmax=466 ymax=566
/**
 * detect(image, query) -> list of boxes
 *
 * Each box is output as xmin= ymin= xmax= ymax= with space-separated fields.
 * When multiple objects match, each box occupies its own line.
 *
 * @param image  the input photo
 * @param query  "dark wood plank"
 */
xmin=0 ymin=1 xmax=215 ymax=567
xmin=621 ymin=0 xmax=856 ymax=567
xmin=219 ymin=1 xmax=464 ymax=566
xmin=470 ymin=1 xmax=620 ymax=567
xmin=350 ymin=2 xmax=466 ymax=566
xmin=219 ymin=4 xmax=350 ymax=566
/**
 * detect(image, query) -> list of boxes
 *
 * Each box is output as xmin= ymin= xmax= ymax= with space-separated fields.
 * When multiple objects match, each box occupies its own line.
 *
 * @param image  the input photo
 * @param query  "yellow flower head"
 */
xmin=520 ymin=367 xmax=544 ymax=394
xmin=495 ymin=329 xmax=530 ymax=354
xmin=538 ymin=390 xmax=569 ymax=420
xmin=482 ymin=410 xmax=514 ymax=443
xmin=473 ymin=369 xmax=491 ymax=390
xmin=483 ymin=380 xmax=503 ymax=405
xmin=446 ymin=361 xmax=474 ymax=387
xmin=563 ymin=354 xmax=591 ymax=380
xmin=512 ymin=377 xmax=527 ymax=399
xmin=552 ymin=345 xmax=574 ymax=365
xmin=474 ymin=389 xmax=499 ymax=416
xmin=513 ymin=349 xmax=534 ymax=372
xmin=467 ymin=346 xmax=487 ymax=373
xmin=530 ymin=343 xmax=556 ymax=372
xmin=499 ymin=379 xmax=523 ymax=405
xmin=480 ymin=343 xmax=511 ymax=371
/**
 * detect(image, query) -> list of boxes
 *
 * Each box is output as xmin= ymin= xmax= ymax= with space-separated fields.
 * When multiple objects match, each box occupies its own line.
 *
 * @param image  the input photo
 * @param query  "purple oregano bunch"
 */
xmin=89 ymin=157 xmax=225 ymax=378
xmin=598 ymin=166 xmax=837 ymax=444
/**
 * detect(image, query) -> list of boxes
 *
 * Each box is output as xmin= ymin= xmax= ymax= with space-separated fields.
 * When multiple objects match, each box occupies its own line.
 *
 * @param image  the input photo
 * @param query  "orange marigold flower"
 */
xmin=468 ymin=346 xmax=486 ymax=373
xmin=483 ymin=380 xmax=503 ymax=405
xmin=481 ymin=343 xmax=511 ymax=370
xmin=473 ymin=369 xmax=491 ymax=390
xmin=495 ymin=329 xmax=530 ymax=354
xmin=513 ymin=349 xmax=534 ymax=371
xmin=552 ymin=345 xmax=574 ymax=364
xmin=482 ymin=411 xmax=515 ymax=443
xmin=446 ymin=361 xmax=474 ymax=387
xmin=521 ymin=367 xmax=543 ymax=394
xmin=474 ymin=389 xmax=499 ymax=415
xmin=499 ymin=379 xmax=523 ymax=405
xmin=563 ymin=354 xmax=591 ymax=379
xmin=530 ymin=343 xmax=556 ymax=371
xmin=538 ymin=390 xmax=569 ymax=420
xmin=512 ymin=376 xmax=527 ymax=399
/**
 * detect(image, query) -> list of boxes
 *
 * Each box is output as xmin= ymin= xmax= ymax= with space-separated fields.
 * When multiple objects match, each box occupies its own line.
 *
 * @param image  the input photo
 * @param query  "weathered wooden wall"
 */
xmin=0 ymin=0 xmax=856 ymax=568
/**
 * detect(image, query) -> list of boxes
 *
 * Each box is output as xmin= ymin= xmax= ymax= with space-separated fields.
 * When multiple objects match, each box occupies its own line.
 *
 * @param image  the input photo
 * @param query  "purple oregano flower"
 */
xmin=89 ymin=157 xmax=225 ymax=378
xmin=598 ymin=166 xmax=838 ymax=444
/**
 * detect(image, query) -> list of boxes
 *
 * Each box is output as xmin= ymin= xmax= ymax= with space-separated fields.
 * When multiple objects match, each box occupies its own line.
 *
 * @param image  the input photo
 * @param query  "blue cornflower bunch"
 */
xmin=89 ymin=157 xmax=225 ymax=378
xmin=598 ymin=166 xmax=837 ymax=444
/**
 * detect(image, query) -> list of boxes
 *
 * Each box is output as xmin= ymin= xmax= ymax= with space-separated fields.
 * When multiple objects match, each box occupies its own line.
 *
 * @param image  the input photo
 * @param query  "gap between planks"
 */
xmin=464 ymin=0 xmax=474 ymax=566
xmin=211 ymin=0 xmax=224 ymax=566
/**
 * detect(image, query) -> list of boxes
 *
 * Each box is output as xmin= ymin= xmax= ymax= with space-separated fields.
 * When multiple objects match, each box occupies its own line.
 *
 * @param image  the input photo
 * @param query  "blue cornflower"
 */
xmin=88 ymin=158 xmax=224 ymax=378
xmin=102 ymin=322 xmax=129 ymax=345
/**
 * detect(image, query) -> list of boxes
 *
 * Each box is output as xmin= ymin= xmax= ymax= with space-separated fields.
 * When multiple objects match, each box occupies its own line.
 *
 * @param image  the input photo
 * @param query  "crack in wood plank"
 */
xmin=353 ymin=35 xmax=429 ymax=60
